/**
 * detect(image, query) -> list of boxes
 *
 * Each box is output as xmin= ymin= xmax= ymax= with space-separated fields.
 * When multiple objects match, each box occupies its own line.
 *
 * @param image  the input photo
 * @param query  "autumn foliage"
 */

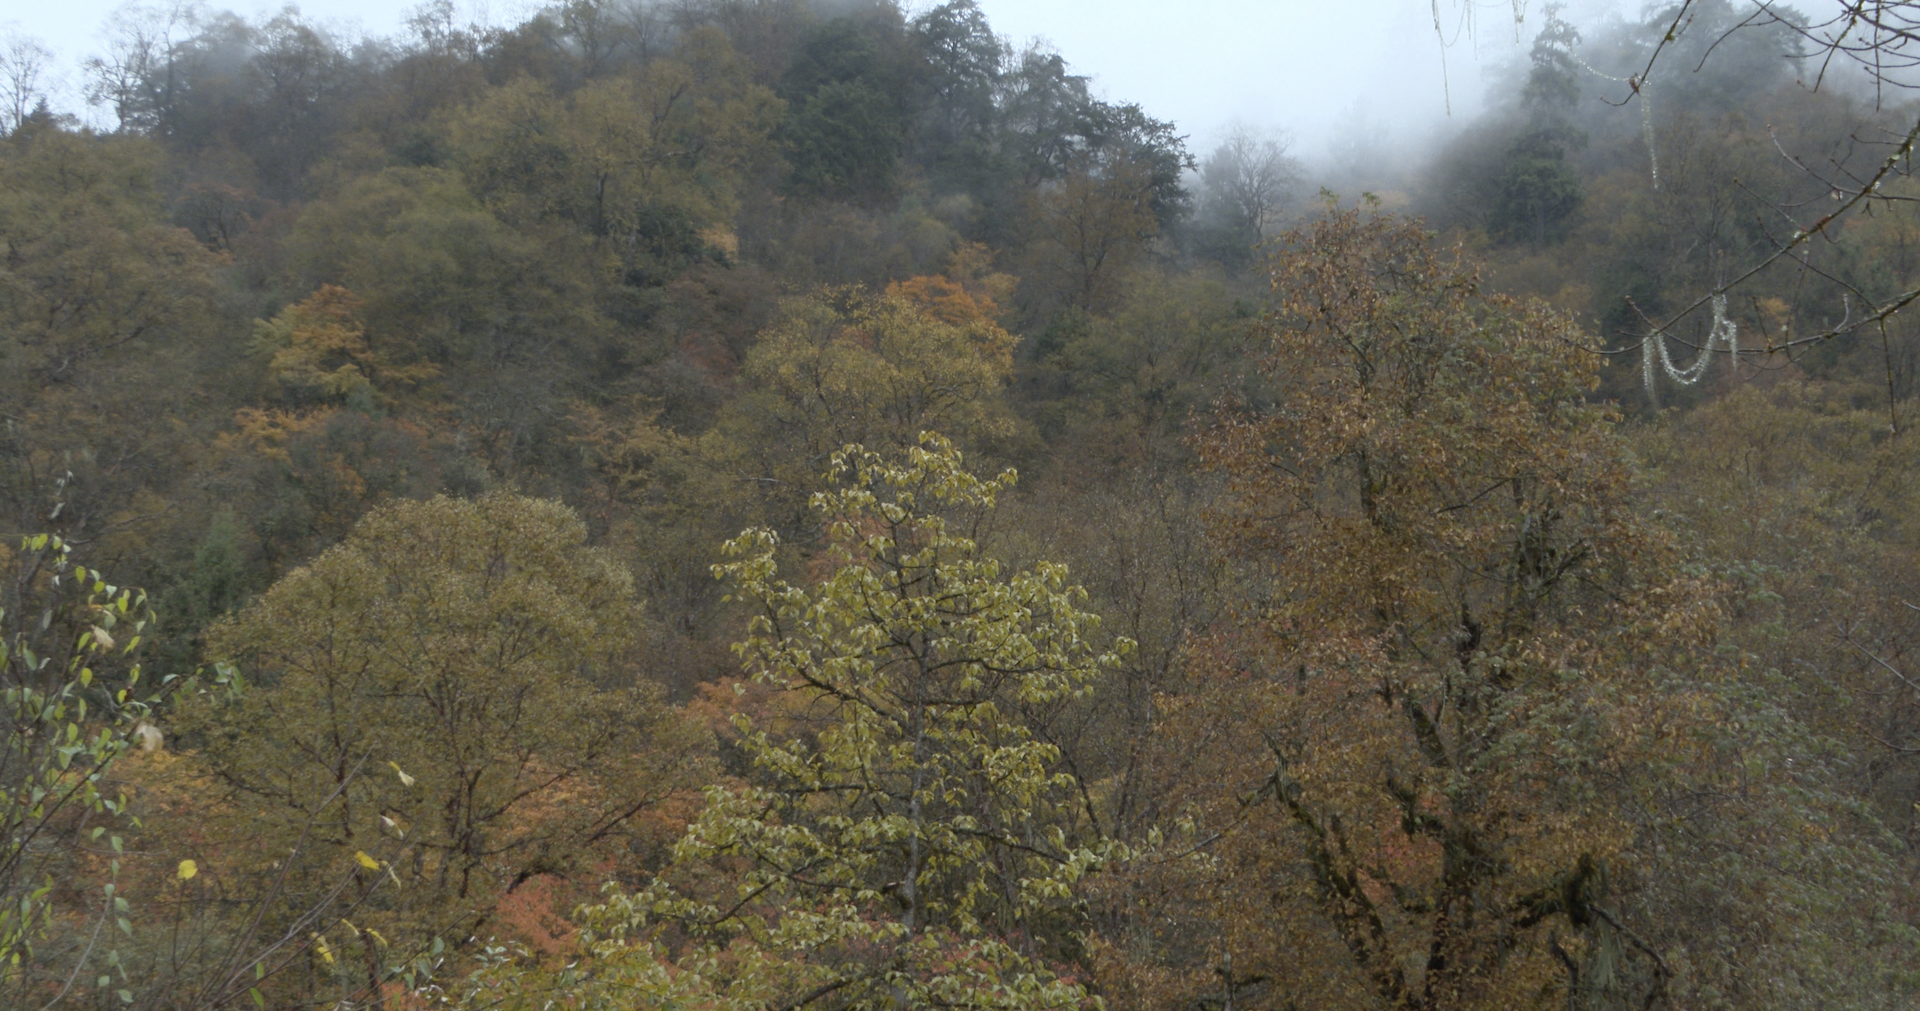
xmin=4 ymin=2 xmax=1920 ymax=1010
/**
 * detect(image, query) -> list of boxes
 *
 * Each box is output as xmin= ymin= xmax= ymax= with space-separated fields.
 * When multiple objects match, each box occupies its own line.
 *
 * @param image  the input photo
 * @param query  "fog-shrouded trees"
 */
xmin=1192 ymin=124 xmax=1301 ymax=266
xmin=1488 ymin=8 xmax=1584 ymax=247
xmin=912 ymin=0 xmax=1005 ymax=180
xmin=1174 ymin=207 xmax=1661 ymax=1010
xmin=0 ymin=36 xmax=56 ymax=137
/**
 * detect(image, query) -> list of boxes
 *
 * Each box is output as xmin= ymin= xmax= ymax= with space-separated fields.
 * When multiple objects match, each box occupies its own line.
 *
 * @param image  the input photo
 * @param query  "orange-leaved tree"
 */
xmin=1091 ymin=208 xmax=1914 ymax=1011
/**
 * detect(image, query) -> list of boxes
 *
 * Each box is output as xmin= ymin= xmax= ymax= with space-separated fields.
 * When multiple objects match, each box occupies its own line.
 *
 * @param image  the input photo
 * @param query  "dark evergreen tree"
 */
xmin=1490 ymin=7 xmax=1585 ymax=246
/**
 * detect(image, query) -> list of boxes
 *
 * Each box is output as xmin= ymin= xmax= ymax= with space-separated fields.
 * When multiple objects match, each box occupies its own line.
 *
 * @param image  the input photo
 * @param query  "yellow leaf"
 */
xmin=176 ymin=860 xmax=197 ymax=881
xmin=354 ymin=851 xmax=380 ymax=871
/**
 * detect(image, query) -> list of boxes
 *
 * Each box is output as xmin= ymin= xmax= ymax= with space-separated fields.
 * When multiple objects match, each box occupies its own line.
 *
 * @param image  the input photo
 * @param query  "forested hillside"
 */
xmin=3 ymin=1 xmax=1919 ymax=1009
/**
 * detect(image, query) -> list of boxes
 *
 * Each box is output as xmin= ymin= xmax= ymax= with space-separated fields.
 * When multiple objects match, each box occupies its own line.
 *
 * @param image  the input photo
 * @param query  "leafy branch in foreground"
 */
xmin=1 ymin=532 xmax=177 ymax=1005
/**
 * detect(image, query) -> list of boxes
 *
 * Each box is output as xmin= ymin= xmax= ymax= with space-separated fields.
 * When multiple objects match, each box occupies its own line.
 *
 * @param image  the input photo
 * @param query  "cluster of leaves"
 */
xmin=1 ymin=533 xmax=166 ymax=1005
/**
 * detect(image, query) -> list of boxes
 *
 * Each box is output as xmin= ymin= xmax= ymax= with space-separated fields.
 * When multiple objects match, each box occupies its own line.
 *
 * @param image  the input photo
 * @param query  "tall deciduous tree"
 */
xmin=0 ymin=36 xmax=55 ymax=137
xmin=1093 ymin=209 xmax=1914 ymax=1011
xmin=1026 ymin=151 xmax=1163 ymax=314
xmin=912 ymin=0 xmax=1004 ymax=157
xmin=181 ymin=493 xmax=707 ymax=1001
xmin=1194 ymin=124 xmax=1300 ymax=264
xmin=468 ymin=434 xmax=1128 ymax=1011
xmin=1189 ymin=206 xmax=1654 ymax=1011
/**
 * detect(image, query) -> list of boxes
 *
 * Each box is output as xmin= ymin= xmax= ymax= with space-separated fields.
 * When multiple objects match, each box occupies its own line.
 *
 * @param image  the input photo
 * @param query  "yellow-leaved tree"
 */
xmin=728 ymin=288 xmax=1018 ymax=455
xmin=468 ymin=434 xmax=1129 ymax=1011
xmin=248 ymin=284 xmax=436 ymax=409
xmin=173 ymin=493 xmax=708 ymax=1007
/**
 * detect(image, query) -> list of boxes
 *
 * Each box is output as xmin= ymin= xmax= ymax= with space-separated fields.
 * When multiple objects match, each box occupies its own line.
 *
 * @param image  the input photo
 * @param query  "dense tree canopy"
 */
xmin=1 ymin=1 xmax=1918 ymax=1009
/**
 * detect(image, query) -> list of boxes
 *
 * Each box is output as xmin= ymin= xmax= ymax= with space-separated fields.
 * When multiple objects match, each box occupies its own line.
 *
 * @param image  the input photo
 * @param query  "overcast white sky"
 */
xmin=971 ymin=0 xmax=1552 ymax=158
xmin=4 ymin=0 xmax=1622 ymax=157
